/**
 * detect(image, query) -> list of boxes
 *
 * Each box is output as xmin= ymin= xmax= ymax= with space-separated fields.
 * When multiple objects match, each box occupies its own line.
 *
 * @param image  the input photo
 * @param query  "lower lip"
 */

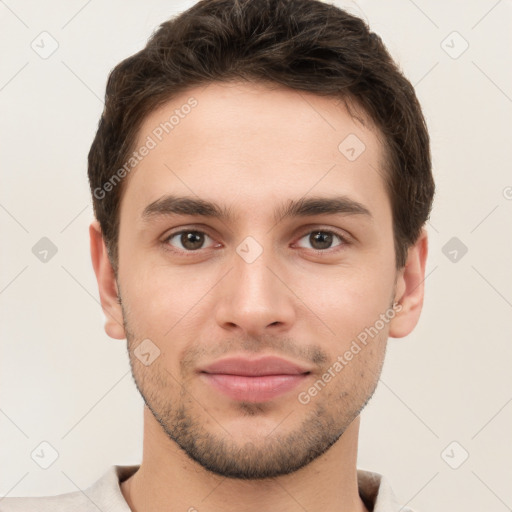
xmin=200 ymin=373 xmax=310 ymax=402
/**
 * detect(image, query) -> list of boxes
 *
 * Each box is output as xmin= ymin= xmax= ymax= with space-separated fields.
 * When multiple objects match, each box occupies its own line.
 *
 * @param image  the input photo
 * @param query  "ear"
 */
xmin=89 ymin=219 xmax=126 ymax=340
xmin=389 ymin=227 xmax=429 ymax=338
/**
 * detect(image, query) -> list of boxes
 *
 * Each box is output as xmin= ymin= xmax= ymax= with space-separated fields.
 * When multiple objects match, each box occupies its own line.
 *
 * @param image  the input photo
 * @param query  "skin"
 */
xmin=90 ymin=80 xmax=428 ymax=512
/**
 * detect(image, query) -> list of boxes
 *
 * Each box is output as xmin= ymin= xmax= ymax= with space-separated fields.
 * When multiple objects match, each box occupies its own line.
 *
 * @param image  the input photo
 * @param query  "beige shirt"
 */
xmin=0 ymin=465 xmax=417 ymax=511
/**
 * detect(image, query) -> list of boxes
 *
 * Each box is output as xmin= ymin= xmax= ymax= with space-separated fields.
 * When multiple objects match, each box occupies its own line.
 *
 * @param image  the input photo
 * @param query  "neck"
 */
xmin=121 ymin=407 xmax=369 ymax=512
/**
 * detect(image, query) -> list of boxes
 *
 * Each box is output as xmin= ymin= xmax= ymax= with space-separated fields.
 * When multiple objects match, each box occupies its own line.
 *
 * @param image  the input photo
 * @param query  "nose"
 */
xmin=214 ymin=246 xmax=296 ymax=337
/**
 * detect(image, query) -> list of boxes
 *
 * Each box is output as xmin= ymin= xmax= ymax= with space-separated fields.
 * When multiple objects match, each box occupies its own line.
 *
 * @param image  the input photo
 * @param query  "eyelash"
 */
xmin=161 ymin=227 xmax=350 ymax=256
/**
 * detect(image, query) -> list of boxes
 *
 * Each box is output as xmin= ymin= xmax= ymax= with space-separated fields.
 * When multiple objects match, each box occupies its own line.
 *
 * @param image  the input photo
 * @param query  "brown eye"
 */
xmin=296 ymin=230 xmax=346 ymax=251
xmin=165 ymin=230 xmax=213 ymax=251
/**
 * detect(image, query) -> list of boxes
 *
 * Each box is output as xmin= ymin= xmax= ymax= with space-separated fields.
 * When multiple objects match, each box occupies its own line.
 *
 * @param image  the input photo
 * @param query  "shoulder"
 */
xmin=0 ymin=491 xmax=94 ymax=512
xmin=357 ymin=468 xmax=420 ymax=512
xmin=0 ymin=465 xmax=138 ymax=512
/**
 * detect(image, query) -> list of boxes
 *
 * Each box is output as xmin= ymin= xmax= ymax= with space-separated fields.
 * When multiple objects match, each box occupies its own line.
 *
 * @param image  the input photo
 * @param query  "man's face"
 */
xmin=113 ymin=81 xmax=401 ymax=478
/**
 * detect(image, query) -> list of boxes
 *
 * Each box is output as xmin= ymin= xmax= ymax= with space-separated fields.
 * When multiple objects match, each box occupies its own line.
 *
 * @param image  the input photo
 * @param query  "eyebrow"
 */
xmin=140 ymin=194 xmax=372 ymax=224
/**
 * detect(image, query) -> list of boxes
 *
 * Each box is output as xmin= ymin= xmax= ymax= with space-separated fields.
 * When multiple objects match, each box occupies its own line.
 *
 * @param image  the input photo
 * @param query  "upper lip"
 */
xmin=199 ymin=355 xmax=312 ymax=376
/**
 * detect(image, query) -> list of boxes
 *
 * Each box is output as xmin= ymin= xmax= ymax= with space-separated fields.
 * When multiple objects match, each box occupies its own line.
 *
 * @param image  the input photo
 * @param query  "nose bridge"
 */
xmin=235 ymin=239 xmax=276 ymax=300
xmin=214 ymin=233 xmax=295 ymax=334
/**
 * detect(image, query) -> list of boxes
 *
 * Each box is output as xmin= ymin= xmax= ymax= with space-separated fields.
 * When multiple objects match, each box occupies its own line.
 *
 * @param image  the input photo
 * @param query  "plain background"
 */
xmin=1 ymin=1 xmax=511 ymax=510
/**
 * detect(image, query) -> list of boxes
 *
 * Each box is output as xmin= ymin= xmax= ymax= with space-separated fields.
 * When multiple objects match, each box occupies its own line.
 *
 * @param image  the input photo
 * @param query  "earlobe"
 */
xmin=388 ymin=228 xmax=429 ymax=339
xmin=89 ymin=220 xmax=126 ymax=340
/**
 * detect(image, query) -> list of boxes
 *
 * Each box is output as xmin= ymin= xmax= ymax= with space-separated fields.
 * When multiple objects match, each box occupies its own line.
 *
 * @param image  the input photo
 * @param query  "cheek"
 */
xmin=121 ymin=254 xmax=191 ymax=308
xmin=121 ymin=262 xmax=212 ymax=372
xmin=294 ymin=262 xmax=395 ymax=345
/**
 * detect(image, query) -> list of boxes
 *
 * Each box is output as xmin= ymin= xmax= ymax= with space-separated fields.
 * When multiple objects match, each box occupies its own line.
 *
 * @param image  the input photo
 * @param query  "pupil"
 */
xmin=311 ymin=231 xmax=332 ymax=250
xmin=182 ymin=231 xmax=203 ymax=250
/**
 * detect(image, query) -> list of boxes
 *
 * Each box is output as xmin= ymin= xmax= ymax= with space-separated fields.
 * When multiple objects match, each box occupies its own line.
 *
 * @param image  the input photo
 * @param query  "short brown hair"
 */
xmin=88 ymin=0 xmax=434 ymax=275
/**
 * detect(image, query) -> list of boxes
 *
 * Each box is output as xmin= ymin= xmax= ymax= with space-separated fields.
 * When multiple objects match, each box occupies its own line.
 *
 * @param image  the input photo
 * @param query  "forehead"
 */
xmin=120 ymin=80 xmax=389 ymax=223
